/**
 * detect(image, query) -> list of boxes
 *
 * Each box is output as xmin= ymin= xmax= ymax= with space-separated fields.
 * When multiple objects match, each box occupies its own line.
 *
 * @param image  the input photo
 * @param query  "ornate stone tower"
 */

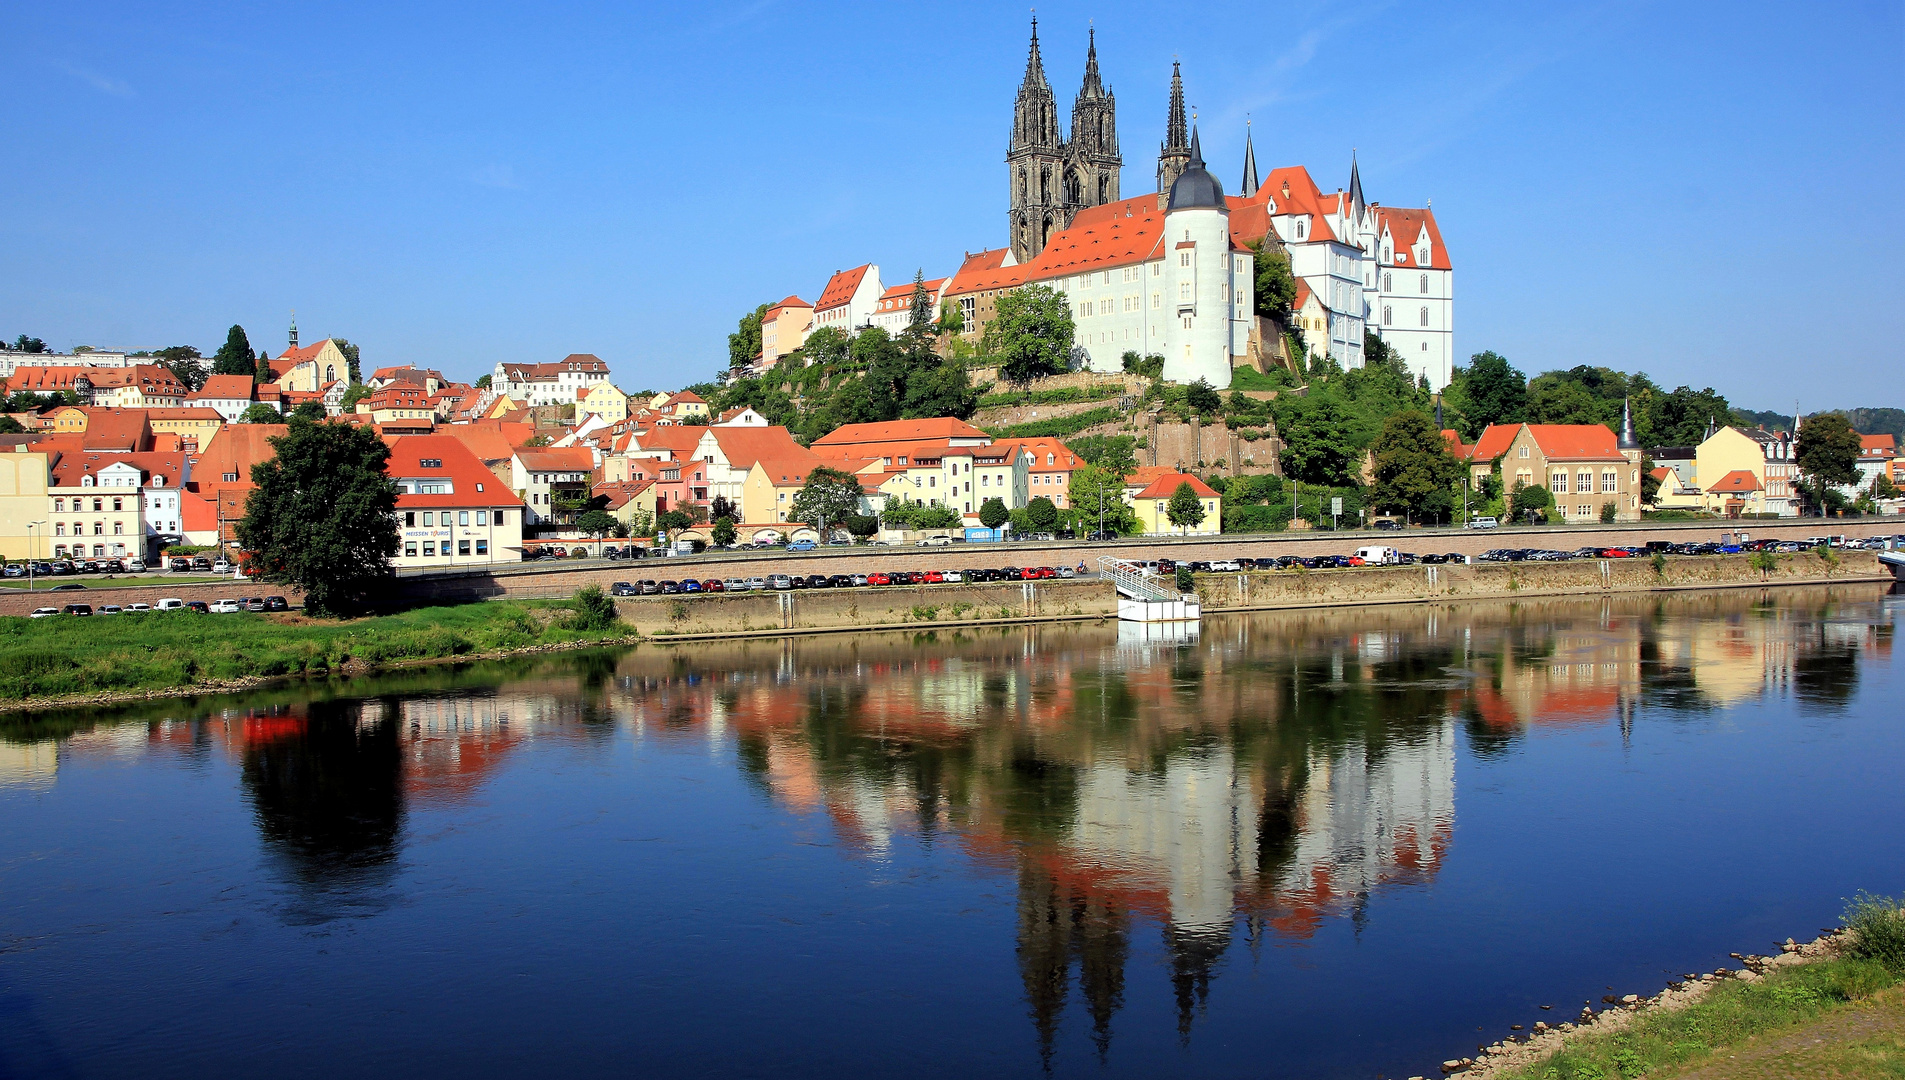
xmin=1008 ymin=21 xmax=1122 ymax=263
xmin=1008 ymin=18 xmax=1064 ymax=264
xmin=1067 ymin=29 xmax=1121 ymax=210
xmin=1156 ymin=62 xmax=1190 ymax=195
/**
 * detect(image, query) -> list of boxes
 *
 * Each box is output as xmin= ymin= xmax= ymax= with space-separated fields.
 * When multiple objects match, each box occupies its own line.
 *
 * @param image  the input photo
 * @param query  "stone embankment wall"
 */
xmin=616 ymin=580 xmax=1114 ymax=639
xmin=1 ymin=520 xmax=1892 ymax=618
xmin=604 ymin=551 xmax=1886 ymax=643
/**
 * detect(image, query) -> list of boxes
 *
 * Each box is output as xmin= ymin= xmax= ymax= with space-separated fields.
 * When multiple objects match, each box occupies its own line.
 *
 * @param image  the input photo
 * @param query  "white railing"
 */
xmin=1098 ymin=556 xmax=1180 ymax=603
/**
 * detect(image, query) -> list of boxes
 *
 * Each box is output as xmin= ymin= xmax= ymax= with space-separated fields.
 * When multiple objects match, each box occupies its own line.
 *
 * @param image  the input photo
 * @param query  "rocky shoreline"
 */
xmin=1419 ymin=929 xmax=1847 ymax=1078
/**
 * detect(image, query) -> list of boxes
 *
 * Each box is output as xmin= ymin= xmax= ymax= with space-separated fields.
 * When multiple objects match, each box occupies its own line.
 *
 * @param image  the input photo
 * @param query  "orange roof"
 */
xmin=190 ymin=374 xmax=257 ymax=400
xmin=78 ymin=410 xmax=150 ymax=451
xmin=1291 ymin=277 xmax=1316 ymax=311
xmin=1441 ymin=429 xmax=1467 ymax=457
xmin=815 ymin=265 xmax=872 ymax=312
xmin=765 ymin=294 xmax=812 ymax=314
xmin=1860 ymin=433 xmax=1897 ymax=455
xmin=1236 ymin=166 xmax=1340 ymax=245
xmin=628 ymin=424 xmax=710 ymax=456
xmin=812 ymin=417 xmax=987 ymax=447
xmin=197 ymin=423 xmax=287 ymax=488
xmin=275 ymin=339 xmax=331 ymax=363
xmin=386 ymin=434 xmax=522 ymax=508
xmin=591 ymin=480 xmax=655 ymax=509
xmin=754 ymin=457 xmax=831 ymax=487
xmin=706 ymin=426 xmax=810 ymax=470
xmin=875 ymin=279 xmax=947 ymax=310
xmin=515 ymin=446 xmax=594 ymax=472
xmin=1709 ymin=470 xmax=1762 ymax=493
xmin=1133 ymin=471 xmax=1218 ymax=500
xmin=1525 ymin=424 xmax=1622 ymax=461
xmin=1469 ymin=424 xmax=1521 ymax=464
xmin=141 ymin=407 xmax=223 ymax=421
xmin=1374 ymin=205 xmax=1453 ymax=270
xmin=941 ymin=248 xmax=1015 ymax=299
xmin=992 ymin=436 xmax=1080 ymax=471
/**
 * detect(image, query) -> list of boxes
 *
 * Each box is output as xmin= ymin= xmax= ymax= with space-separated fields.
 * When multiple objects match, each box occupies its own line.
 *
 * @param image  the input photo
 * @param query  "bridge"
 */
xmin=1098 ymin=556 xmax=1200 ymax=624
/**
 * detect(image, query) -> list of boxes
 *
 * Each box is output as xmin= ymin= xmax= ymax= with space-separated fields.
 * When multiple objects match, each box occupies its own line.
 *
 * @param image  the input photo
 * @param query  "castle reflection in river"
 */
xmin=14 ymin=584 xmax=1894 ymax=1048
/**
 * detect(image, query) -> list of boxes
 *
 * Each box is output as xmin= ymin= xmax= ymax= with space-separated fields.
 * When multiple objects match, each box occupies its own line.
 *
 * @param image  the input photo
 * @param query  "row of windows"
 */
xmin=53 ymin=544 xmax=128 ymax=558
xmin=1382 ymin=306 xmax=1434 ymax=327
xmin=52 ymin=521 xmax=126 ymax=536
xmin=404 ymin=539 xmax=489 ymax=558
xmin=402 ymin=509 xmax=503 ymax=527
xmin=1376 ymin=272 xmax=1434 ymax=294
xmin=1551 ymin=470 xmax=1619 ymax=494
xmin=54 ymin=497 xmax=129 ymax=512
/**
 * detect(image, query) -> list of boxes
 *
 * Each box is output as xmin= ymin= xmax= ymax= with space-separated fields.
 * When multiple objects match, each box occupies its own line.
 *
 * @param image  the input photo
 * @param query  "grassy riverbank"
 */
xmin=1491 ymin=895 xmax=1905 ymax=1080
xmin=0 ymin=589 xmax=625 ymax=702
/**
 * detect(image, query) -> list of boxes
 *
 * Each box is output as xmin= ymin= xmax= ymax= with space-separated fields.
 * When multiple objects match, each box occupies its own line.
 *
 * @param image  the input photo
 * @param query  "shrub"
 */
xmin=1174 ymin=566 xmax=1193 ymax=592
xmin=1844 ymin=892 xmax=1905 ymax=974
xmin=566 ymin=585 xmax=620 ymax=632
xmin=1600 ymin=501 xmax=1617 ymax=523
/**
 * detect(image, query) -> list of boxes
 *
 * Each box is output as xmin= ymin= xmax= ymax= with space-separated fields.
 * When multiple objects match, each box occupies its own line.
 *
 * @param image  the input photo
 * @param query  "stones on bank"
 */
xmin=1422 ymin=930 xmax=1846 ymax=1079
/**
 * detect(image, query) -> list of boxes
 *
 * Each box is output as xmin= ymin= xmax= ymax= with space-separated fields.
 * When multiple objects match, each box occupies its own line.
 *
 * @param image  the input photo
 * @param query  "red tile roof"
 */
xmin=189 ymin=374 xmax=257 ymax=401
xmin=386 ymin=434 xmax=523 ymax=508
xmin=1709 ymin=469 xmax=1762 ymax=494
xmin=812 ymin=417 xmax=988 ymax=448
xmin=707 ymin=426 xmax=811 ymax=470
xmin=1860 ymin=433 xmax=1897 ymax=456
xmin=1133 ymin=471 xmax=1218 ymax=500
xmin=815 ymin=265 xmax=873 ymax=312
xmin=514 ymin=447 xmax=594 ymax=472
xmin=591 ymin=480 xmax=655 ymax=510
xmin=1525 ymin=424 xmax=1623 ymax=461
xmin=1374 ymin=205 xmax=1452 ymax=270
xmin=1468 ymin=424 xmax=1521 ymax=464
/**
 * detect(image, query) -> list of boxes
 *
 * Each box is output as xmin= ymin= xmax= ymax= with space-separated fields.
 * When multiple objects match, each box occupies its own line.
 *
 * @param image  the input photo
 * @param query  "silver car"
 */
xmin=744 ymin=577 xmax=768 ymax=591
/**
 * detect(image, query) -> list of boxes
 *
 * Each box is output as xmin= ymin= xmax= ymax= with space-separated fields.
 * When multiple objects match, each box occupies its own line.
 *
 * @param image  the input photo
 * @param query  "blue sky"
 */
xmin=3 ymin=1 xmax=1899 ymax=409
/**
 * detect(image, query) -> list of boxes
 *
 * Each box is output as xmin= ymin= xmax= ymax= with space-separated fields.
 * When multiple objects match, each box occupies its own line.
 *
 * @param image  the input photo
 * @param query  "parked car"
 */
xmin=264 ymin=596 xmax=289 ymax=612
xmin=701 ymin=579 xmax=725 ymax=593
xmin=209 ymin=599 xmax=243 ymax=613
xmin=942 ymin=570 xmax=965 ymax=583
xmin=743 ymin=577 xmax=767 ymax=591
xmin=658 ymin=580 xmax=681 ymax=594
xmin=122 ymin=558 xmax=146 ymax=572
xmin=61 ymin=604 xmax=94 ymax=616
xmin=787 ymin=540 xmax=817 ymax=552
xmin=1056 ymin=566 xmax=1076 ymax=579
xmin=867 ymin=572 xmax=892 ymax=586
xmin=50 ymin=582 xmax=87 ymax=591
xmin=917 ymin=534 xmax=953 ymax=547
xmin=767 ymin=574 xmax=794 ymax=590
xmin=1 ymin=563 xmax=21 ymax=577
xmin=127 ymin=602 xmax=153 ymax=613
xmin=98 ymin=604 xmax=124 ymax=615
xmin=156 ymin=598 xmax=185 ymax=611
xmin=170 ymin=558 xmax=193 ymax=572
xmin=610 ymin=581 xmax=639 ymax=597
xmin=803 ymin=574 xmax=829 ymax=589
xmin=722 ymin=578 xmax=748 ymax=592
xmin=185 ymin=601 xmax=209 ymax=613
xmin=190 ymin=557 xmax=212 ymax=571
xmin=850 ymin=574 xmax=870 ymax=587
xmin=826 ymin=574 xmax=854 ymax=588
xmin=29 ymin=607 xmax=58 ymax=618
xmin=679 ymin=579 xmax=702 ymax=593
xmin=211 ymin=559 xmax=233 ymax=574
xmin=1466 ymin=517 xmax=1499 ymax=530
xmin=1373 ymin=519 xmax=1402 ymax=531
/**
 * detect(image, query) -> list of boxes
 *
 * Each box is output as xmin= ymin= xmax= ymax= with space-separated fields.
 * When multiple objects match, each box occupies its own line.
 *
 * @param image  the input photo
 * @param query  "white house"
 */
xmin=493 ymin=354 xmax=612 ymax=407
xmin=1360 ymin=203 xmax=1454 ymax=390
xmin=811 ymin=265 xmax=883 ymax=335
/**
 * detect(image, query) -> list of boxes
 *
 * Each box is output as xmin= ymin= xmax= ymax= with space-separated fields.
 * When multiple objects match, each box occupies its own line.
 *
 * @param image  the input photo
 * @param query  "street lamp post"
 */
xmin=26 ymin=521 xmax=44 ymax=591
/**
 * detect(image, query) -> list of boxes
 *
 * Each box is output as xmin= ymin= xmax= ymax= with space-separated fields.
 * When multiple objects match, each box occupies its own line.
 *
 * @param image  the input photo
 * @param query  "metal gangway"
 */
xmin=1099 ymin=557 xmax=1201 ymax=623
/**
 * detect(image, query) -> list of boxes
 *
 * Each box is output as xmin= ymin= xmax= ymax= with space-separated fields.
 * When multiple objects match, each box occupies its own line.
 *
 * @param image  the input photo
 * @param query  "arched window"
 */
xmin=1383 ymin=306 xmax=1393 ymax=325
xmin=1419 ymin=274 xmax=1429 ymax=294
xmin=1296 ymin=220 xmax=1306 ymax=239
xmin=1420 ymin=306 xmax=1429 ymax=326
xmin=1382 ymin=272 xmax=1392 ymax=291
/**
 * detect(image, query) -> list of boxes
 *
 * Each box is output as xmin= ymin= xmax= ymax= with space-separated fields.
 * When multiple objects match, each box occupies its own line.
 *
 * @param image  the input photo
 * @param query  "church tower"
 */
xmin=1008 ymin=21 xmax=1122 ymax=263
xmin=1008 ymin=18 xmax=1064 ymax=264
xmin=1067 ymin=28 xmax=1121 ymax=211
xmin=1156 ymin=62 xmax=1190 ymax=195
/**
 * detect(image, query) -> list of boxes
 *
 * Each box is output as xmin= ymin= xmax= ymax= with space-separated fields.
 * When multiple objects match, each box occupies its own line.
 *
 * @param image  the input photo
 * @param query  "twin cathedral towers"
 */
xmin=1006 ymin=19 xmax=1195 ymax=263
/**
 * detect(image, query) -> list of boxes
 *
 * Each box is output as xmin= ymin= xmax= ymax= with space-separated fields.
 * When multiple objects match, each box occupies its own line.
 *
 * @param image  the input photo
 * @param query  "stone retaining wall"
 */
xmin=615 ymin=580 xmax=1114 ymax=638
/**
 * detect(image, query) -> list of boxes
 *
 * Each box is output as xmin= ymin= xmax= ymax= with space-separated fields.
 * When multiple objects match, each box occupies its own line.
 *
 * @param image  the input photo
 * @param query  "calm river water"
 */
xmin=2 ymin=584 xmax=1900 ymax=1079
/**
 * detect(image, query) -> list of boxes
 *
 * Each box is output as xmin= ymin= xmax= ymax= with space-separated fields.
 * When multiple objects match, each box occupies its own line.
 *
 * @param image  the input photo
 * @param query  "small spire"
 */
xmin=1240 ymin=117 xmax=1259 ymax=197
xmin=1348 ymin=149 xmax=1366 ymax=221
xmin=1188 ymin=124 xmax=1203 ymax=168
xmin=288 ymin=310 xmax=298 ymax=350
xmin=1619 ymin=397 xmax=1639 ymax=450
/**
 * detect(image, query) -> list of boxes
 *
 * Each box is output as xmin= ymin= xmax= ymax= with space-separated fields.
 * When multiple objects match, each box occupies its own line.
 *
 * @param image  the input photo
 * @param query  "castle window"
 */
xmin=1296 ymin=220 xmax=1306 ymax=239
xmin=1519 ymin=446 xmax=1529 ymax=459
xmin=1180 ymin=252 xmax=1190 ymax=267
xmin=1383 ymin=306 xmax=1393 ymax=325
xmin=1420 ymin=274 xmax=1429 ymax=294
xmin=1151 ymin=263 xmax=1160 ymax=277
xmin=1383 ymin=272 xmax=1392 ymax=291
xmin=1420 ymin=306 xmax=1429 ymax=326
xmin=1179 ymin=282 xmax=1191 ymax=300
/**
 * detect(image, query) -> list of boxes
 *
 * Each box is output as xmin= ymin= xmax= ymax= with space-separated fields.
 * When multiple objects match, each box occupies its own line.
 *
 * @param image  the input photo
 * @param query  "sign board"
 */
xmin=1331 ymin=497 xmax=1343 ymax=516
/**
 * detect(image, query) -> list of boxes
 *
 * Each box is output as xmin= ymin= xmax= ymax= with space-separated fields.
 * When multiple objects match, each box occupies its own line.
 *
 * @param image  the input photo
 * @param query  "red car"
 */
xmin=1601 ymin=548 xmax=1633 ymax=558
xmin=923 ymin=570 xmax=945 ymax=584
xmin=868 ymin=572 xmax=892 ymax=586
xmin=702 ymin=579 xmax=725 ymax=592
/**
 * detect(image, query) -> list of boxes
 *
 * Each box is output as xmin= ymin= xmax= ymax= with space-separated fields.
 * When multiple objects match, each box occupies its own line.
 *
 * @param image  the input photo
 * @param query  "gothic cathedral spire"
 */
xmin=1240 ymin=119 xmax=1259 ymax=197
xmin=1008 ymin=20 xmax=1120 ymax=264
xmin=1157 ymin=61 xmax=1190 ymax=194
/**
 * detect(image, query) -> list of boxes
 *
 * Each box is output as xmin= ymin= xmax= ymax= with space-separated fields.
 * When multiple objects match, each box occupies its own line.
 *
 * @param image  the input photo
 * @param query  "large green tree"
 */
xmin=154 ymin=345 xmax=207 ymax=391
xmin=212 ymin=324 xmax=256 ymax=377
xmin=1277 ymin=394 xmax=1362 ymax=486
xmin=1025 ymin=495 xmax=1059 ymax=532
xmin=984 ymin=284 xmax=1074 ymax=384
xmin=1068 ymin=465 xmax=1138 ymax=535
xmin=1795 ymin=411 xmax=1863 ymax=514
xmin=727 ymin=303 xmax=770 ymax=371
xmin=907 ymin=269 xmax=933 ymax=330
xmin=240 ymin=402 xmax=281 ymax=424
xmin=789 ymin=466 xmax=865 ymax=529
xmin=1508 ymin=481 xmax=1553 ymax=523
xmin=1371 ymin=408 xmax=1464 ymax=521
xmin=710 ymin=516 xmax=737 ymax=547
xmin=1458 ymin=351 xmax=1527 ymax=432
xmin=978 ymin=497 xmax=1009 ymax=529
xmin=1067 ymin=434 xmax=1137 ymax=477
xmin=1251 ymin=242 xmax=1298 ymax=321
xmin=10 ymin=335 xmax=47 ymax=353
xmin=1165 ymin=482 xmax=1207 ymax=533
xmin=235 ymin=416 xmax=400 ymax=617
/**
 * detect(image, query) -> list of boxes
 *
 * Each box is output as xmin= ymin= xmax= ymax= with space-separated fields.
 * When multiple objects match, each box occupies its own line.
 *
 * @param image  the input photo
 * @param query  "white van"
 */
xmin=1354 ymin=545 xmax=1401 ymax=566
xmin=156 ymin=598 xmax=186 ymax=611
xmin=1466 ymin=516 xmax=1499 ymax=530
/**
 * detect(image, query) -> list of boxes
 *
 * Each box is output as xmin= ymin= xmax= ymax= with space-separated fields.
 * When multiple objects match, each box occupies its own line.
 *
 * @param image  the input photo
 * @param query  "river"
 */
xmin=1 ymin=583 xmax=1899 ymax=1079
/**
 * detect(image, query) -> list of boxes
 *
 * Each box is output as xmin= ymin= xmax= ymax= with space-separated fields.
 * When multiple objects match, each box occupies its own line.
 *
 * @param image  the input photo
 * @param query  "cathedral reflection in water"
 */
xmin=18 ymin=583 xmax=1895 ymax=1051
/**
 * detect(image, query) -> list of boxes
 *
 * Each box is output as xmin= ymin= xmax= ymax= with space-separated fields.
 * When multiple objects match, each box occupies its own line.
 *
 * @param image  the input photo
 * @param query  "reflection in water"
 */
xmin=3 ymin=583 xmax=1895 ymax=1070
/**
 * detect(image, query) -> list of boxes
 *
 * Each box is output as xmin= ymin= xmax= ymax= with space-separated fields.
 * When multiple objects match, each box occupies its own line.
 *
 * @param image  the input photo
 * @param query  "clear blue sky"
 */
xmin=4 ymin=1 xmax=1898 ymax=409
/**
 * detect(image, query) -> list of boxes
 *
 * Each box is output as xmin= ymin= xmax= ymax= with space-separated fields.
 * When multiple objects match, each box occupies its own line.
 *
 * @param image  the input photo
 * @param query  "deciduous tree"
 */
xmin=1796 ymin=411 xmax=1863 ymax=514
xmin=710 ymin=516 xmax=737 ymax=547
xmin=984 ymin=284 xmax=1074 ymax=384
xmin=978 ymin=497 xmax=1009 ymax=529
xmin=789 ymin=466 xmax=864 ymax=530
xmin=1251 ymin=242 xmax=1297 ymax=321
xmin=239 ymin=402 xmax=281 ymax=424
xmin=1371 ymin=408 xmax=1464 ymax=521
xmin=727 ymin=303 xmax=770 ymax=371
xmin=235 ymin=416 xmax=400 ymax=617
xmin=1068 ymin=465 xmax=1138 ymax=536
xmin=1166 ymin=482 xmax=1207 ymax=533
xmin=154 ymin=345 xmax=207 ymax=391
xmin=1026 ymin=496 xmax=1059 ymax=532
xmin=1459 ymin=351 xmax=1527 ymax=431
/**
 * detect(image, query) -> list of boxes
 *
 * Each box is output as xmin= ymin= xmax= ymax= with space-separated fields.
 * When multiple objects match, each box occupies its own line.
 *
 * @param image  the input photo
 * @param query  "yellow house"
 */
xmin=1128 ymin=471 xmax=1221 ymax=534
xmin=0 ymin=449 xmax=52 ymax=560
xmin=485 ymin=394 xmax=523 ymax=419
xmin=579 ymin=382 xmax=629 ymax=424
xmin=1648 ymin=467 xmax=1705 ymax=511
xmin=593 ymin=480 xmax=659 ymax=531
xmin=742 ymin=458 xmax=831 ymax=524
xmin=145 ymin=407 xmax=224 ymax=445
xmin=269 ymin=339 xmax=351 ymax=392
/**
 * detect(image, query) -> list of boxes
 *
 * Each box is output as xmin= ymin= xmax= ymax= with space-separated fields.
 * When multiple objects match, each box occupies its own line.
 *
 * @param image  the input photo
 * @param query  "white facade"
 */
xmin=0 ymin=350 xmax=132 ymax=379
xmin=1278 ymin=218 xmax=1366 ymax=369
xmin=1359 ymin=210 xmax=1454 ymax=390
xmin=493 ymin=355 xmax=611 ymax=407
xmin=812 ymin=265 xmax=884 ymax=334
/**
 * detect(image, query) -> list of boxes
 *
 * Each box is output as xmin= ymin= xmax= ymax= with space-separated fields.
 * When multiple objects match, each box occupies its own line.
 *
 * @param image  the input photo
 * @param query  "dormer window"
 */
xmin=420 ymin=458 xmax=443 ymax=468
xmin=1295 ymin=220 xmax=1306 ymax=239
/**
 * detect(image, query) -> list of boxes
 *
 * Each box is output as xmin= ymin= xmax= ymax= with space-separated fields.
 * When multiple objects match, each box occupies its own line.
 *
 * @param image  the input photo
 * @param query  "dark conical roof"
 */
xmin=1168 ymin=126 xmax=1226 ymax=210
